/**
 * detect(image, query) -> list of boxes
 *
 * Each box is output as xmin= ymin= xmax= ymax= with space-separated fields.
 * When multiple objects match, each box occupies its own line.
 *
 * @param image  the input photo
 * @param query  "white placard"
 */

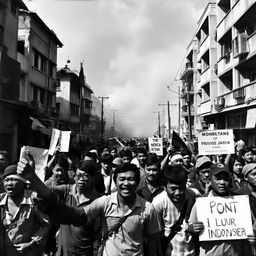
xmin=60 ymin=131 xmax=71 ymax=152
xmin=20 ymin=146 xmax=49 ymax=181
xmin=148 ymin=137 xmax=163 ymax=156
xmin=198 ymin=129 xmax=235 ymax=155
xmin=48 ymin=128 xmax=60 ymax=155
xmin=196 ymin=195 xmax=253 ymax=241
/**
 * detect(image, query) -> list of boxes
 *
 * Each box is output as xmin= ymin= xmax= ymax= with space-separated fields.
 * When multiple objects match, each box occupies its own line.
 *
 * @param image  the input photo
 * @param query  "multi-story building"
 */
xmin=56 ymin=64 xmax=94 ymax=144
xmin=17 ymin=9 xmax=63 ymax=148
xmin=179 ymin=1 xmax=217 ymax=139
xmin=0 ymin=0 xmax=28 ymax=160
xmin=179 ymin=0 xmax=256 ymax=145
xmin=212 ymin=0 xmax=256 ymax=144
xmin=179 ymin=38 xmax=198 ymax=139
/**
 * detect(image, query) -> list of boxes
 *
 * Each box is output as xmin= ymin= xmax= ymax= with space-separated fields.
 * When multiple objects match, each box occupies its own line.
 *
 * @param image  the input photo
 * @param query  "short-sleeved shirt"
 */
xmin=152 ymin=189 xmax=196 ymax=256
xmin=84 ymin=192 xmax=161 ymax=256
xmin=0 ymin=190 xmax=49 ymax=256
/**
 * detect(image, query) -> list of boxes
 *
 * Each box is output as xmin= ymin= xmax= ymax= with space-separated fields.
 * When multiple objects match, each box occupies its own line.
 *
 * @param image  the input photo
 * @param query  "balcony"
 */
xmin=17 ymin=53 xmax=29 ymax=73
xmin=180 ymin=63 xmax=193 ymax=79
xmin=248 ymin=32 xmax=256 ymax=55
xmin=217 ymin=0 xmax=256 ymax=41
xmin=199 ymin=100 xmax=212 ymax=115
xmin=198 ymin=68 xmax=211 ymax=88
xmin=217 ymin=52 xmax=234 ymax=76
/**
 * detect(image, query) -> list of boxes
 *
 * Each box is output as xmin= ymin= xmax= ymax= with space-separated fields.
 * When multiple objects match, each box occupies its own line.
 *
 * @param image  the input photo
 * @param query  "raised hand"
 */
xmin=17 ymin=150 xmax=35 ymax=180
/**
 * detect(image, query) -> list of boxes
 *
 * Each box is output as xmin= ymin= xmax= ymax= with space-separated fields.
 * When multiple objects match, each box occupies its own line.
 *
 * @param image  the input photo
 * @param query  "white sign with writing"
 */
xmin=196 ymin=195 xmax=253 ymax=241
xmin=148 ymin=137 xmax=163 ymax=156
xmin=20 ymin=146 xmax=49 ymax=181
xmin=198 ymin=129 xmax=235 ymax=155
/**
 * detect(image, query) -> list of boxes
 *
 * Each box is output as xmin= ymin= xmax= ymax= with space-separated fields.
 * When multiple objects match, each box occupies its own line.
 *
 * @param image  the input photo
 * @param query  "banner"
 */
xmin=48 ymin=128 xmax=61 ymax=155
xmin=59 ymin=131 xmax=71 ymax=152
xmin=196 ymin=195 xmax=253 ymax=241
xmin=198 ymin=129 xmax=234 ymax=155
xmin=20 ymin=146 xmax=49 ymax=181
xmin=148 ymin=137 xmax=163 ymax=156
xmin=48 ymin=129 xmax=71 ymax=154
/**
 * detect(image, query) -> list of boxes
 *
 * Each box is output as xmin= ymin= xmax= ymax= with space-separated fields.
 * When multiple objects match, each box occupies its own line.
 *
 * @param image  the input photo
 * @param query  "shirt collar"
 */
xmin=0 ymin=190 xmax=33 ymax=206
xmin=109 ymin=191 xmax=142 ymax=209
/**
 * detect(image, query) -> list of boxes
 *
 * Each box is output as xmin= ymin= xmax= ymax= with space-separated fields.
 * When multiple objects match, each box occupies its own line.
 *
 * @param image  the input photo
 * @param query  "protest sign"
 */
xmin=148 ymin=137 xmax=163 ymax=156
xmin=20 ymin=146 xmax=49 ymax=181
xmin=48 ymin=128 xmax=60 ymax=155
xmin=59 ymin=131 xmax=71 ymax=152
xmin=198 ymin=129 xmax=234 ymax=155
xmin=196 ymin=195 xmax=253 ymax=241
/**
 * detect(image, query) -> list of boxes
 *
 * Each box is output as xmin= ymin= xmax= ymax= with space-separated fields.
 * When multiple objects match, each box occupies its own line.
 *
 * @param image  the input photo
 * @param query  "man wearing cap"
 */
xmin=189 ymin=156 xmax=212 ymax=195
xmin=188 ymin=163 xmax=256 ymax=256
xmin=0 ymin=165 xmax=49 ymax=256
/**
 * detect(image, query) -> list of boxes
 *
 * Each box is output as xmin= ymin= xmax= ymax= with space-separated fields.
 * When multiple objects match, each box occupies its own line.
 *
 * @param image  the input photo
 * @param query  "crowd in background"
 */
xmin=1 ymin=136 xmax=256 ymax=255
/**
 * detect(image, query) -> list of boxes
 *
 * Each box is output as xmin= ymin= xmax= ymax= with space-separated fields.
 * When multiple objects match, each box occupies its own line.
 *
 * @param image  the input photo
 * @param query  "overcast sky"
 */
xmin=25 ymin=0 xmax=208 ymax=137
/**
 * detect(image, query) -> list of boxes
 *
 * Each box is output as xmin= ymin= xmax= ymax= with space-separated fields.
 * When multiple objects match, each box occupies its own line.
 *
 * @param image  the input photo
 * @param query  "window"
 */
xmin=49 ymin=62 xmax=55 ymax=77
xmin=17 ymin=40 xmax=25 ymax=55
xmin=33 ymin=49 xmax=47 ymax=73
xmin=70 ymin=83 xmax=80 ymax=98
xmin=0 ymin=25 xmax=3 ymax=45
xmin=32 ymin=85 xmax=45 ymax=104
xmin=70 ymin=103 xmax=79 ymax=116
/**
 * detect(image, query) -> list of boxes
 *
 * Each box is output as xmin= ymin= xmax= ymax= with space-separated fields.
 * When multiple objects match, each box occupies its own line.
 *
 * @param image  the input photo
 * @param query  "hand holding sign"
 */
xmin=188 ymin=222 xmax=205 ymax=234
xmin=17 ymin=149 xmax=35 ymax=181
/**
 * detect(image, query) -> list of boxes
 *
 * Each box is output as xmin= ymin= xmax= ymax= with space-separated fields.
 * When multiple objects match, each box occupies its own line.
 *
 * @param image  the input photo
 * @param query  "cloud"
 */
xmin=27 ymin=0 xmax=206 ymax=137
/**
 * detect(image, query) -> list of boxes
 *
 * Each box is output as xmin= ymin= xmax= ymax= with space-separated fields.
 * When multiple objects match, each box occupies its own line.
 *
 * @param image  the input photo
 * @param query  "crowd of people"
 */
xmin=1 ymin=137 xmax=256 ymax=255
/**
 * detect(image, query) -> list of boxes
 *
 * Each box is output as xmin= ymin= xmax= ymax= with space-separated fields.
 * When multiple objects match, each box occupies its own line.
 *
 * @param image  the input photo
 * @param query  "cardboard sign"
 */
xmin=196 ymin=195 xmax=253 ymax=241
xmin=198 ymin=129 xmax=235 ymax=155
xmin=148 ymin=137 xmax=163 ymax=156
xmin=20 ymin=146 xmax=49 ymax=181
xmin=48 ymin=129 xmax=71 ymax=154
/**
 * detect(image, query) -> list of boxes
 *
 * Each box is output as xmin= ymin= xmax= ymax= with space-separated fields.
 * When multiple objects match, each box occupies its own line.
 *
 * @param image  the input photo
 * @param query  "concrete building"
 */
xmin=17 ymin=9 xmax=63 ymax=149
xmin=179 ymin=0 xmax=217 ymax=139
xmin=211 ymin=0 xmax=256 ymax=144
xmin=178 ymin=0 xmax=256 ymax=145
xmin=0 ymin=0 xmax=28 ymax=160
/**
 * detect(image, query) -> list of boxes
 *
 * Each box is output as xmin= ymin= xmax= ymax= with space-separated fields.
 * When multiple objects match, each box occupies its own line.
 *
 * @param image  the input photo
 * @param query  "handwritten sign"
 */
xmin=20 ymin=146 xmax=49 ymax=181
xmin=148 ymin=137 xmax=163 ymax=156
xmin=198 ymin=129 xmax=234 ymax=155
xmin=196 ymin=195 xmax=253 ymax=241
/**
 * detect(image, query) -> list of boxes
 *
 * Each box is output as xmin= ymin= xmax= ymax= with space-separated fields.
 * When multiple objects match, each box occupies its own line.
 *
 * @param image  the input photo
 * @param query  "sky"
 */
xmin=25 ymin=0 xmax=208 ymax=137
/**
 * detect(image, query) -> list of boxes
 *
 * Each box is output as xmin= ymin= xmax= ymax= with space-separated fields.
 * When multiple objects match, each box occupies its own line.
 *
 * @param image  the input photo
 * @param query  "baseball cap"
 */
xmin=242 ymin=163 xmax=256 ymax=177
xmin=210 ymin=163 xmax=230 ymax=176
xmin=195 ymin=156 xmax=212 ymax=169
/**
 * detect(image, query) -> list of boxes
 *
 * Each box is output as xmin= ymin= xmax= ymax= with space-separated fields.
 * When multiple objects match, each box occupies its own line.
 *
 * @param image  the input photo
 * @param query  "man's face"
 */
xmin=172 ymin=158 xmax=183 ymax=166
xmin=211 ymin=172 xmax=230 ymax=195
xmin=233 ymin=160 xmax=243 ymax=176
xmin=115 ymin=171 xmax=138 ymax=199
xmin=145 ymin=164 xmax=159 ymax=182
xmin=243 ymin=151 xmax=254 ymax=164
xmin=137 ymin=153 xmax=147 ymax=166
xmin=245 ymin=168 xmax=256 ymax=189
xmin=52 ymin=164 xmax=67 ymax=182
xmin=101 ymin=162 xmax=111 ymax=172
xmin=3 ymin=176 xmax=25 ymax=197
xmin=182 ymin=155 xmax=191 ymax=166
xmin=165 ymin=181 xmax=186 ymax=204
xmin=0 ymin=154 xmax=8 ymax=172
xmin=75 ymin=169 xmax=94 ymax=190
xmin=122 ymin=156 xmax=131 ymax=164
xmin=110 ymin=149 xmax=117 ymax=159
xmin=198 ymin=167 xmax=211 ymax=184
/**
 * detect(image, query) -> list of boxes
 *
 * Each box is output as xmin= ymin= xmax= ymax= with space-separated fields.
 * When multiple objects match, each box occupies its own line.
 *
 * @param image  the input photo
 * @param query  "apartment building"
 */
xmin=179 ymin=0 xmax=217 ymax=139
xmin=212 ymin=0 xmax=256 ymax=144
xmin=17 ymin=9 xmax=63 ymax=148
xmin=0 ymin=0 xmax=28 ymax=160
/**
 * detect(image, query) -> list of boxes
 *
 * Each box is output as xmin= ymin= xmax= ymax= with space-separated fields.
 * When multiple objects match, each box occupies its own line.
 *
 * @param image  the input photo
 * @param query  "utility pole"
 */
xmin=153 ymin=111 xmax=161 ymax=137
xmin=159 ymin=102 xmax=177 ymax=140
xmin=98 ymin=96 xmax=109 ymax=141
xmin=112 ymin=109 xmax=117 ymax=137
